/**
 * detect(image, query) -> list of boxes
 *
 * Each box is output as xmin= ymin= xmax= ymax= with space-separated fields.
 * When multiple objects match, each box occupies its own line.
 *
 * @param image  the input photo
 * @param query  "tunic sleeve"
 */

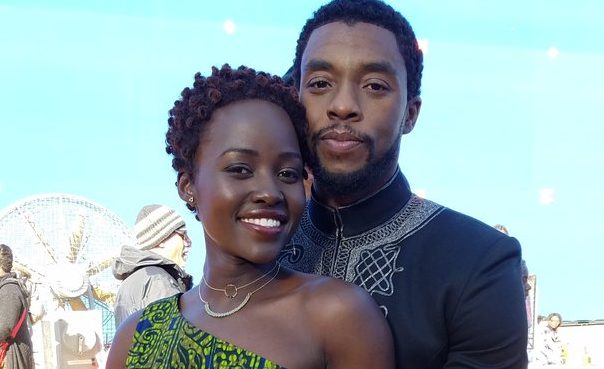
xmin=445 ymin=236 xmax=528 ymax=368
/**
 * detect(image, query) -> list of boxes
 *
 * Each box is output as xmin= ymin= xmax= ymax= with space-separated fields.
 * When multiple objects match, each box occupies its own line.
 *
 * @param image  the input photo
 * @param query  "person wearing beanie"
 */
xmin=112 ymin=205 xmax=193 ymax=327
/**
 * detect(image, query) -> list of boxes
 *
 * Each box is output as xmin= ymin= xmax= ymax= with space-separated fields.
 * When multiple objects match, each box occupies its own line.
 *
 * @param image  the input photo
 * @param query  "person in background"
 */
xmin=0 ymin=244 xmax=34 ymax=369
xmin=535 ymin=313 xmax=564 ymax=366
xmin=493 ymin=223 xmax=509 ymax=234
xmin=280 ymin=0 xmax=528 ymax=367
xmin=106 ymin=64 xmax=394 ymax=369
xmin=112 ymin=204 xmax=193 ymax=326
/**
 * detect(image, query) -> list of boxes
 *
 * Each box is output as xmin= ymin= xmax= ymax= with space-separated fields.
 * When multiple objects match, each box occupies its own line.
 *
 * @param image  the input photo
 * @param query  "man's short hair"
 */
xmin=291 ymin=0 xmax=423 ymax=100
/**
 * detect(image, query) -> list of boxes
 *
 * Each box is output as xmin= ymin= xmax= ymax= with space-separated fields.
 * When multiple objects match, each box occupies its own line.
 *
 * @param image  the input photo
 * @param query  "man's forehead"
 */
xmin=302 ymin=21 xmax=404 ymax=73
xmin=306 ymin=21 xmax=398 ymax=50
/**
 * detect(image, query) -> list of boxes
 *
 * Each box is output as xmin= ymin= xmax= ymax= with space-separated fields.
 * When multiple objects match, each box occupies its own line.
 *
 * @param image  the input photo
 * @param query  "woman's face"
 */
xmin=548 ymin=315 xmax=561 ymax=330
xmin=179 ymin=99 xmax=306 ymax=264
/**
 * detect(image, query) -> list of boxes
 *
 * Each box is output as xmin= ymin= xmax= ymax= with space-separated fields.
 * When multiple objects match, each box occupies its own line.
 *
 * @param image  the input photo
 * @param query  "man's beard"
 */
xmin=308 ymin=128 xmax=401 ymax=200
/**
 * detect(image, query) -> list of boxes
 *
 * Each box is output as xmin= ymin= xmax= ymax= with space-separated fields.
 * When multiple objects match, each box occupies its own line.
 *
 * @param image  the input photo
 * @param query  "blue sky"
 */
xmin=1 ymin=0 xmax=603 ymax=320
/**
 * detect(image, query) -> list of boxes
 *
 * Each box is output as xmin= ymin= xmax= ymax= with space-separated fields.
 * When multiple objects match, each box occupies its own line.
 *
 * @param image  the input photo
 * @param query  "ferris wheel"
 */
xmin=0 ymin=193 xmax=134 ymax=344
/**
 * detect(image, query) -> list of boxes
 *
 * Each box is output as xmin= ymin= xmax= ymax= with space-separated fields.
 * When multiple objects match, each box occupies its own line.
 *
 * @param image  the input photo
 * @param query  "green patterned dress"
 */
xmin=126 ymin=294 xmax=285 ymax=369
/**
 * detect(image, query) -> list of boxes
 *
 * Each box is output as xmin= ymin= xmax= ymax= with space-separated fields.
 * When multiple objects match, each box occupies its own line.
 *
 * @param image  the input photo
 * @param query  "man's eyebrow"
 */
xmin=303 ymin=59 xmax=333 ymax=73
xmin=362 ymin=61 xmax=397 ymax=76
xmin=303 ymin=59 xmax=397 ymax=76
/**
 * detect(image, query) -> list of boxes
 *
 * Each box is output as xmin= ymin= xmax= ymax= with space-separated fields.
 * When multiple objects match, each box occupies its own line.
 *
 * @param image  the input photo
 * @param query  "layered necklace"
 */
xmin=198 ymin=263 xmax=280 ymax=318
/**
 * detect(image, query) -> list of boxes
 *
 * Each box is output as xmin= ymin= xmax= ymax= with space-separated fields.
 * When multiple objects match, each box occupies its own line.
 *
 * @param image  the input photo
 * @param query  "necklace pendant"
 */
xmin=198 ymin=263 xmax=281 ymax=318
xmin=204 ymin=293 xmax=251 ymax=318
xmin=224 ymin=283 xmax=238 ymax=298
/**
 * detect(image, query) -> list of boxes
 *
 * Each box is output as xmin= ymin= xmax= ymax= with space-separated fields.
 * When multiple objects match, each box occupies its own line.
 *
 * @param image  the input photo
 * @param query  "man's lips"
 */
xmin=320 ymin=131 xmax=363 ymax=151
xmin=320 ymin=131 xmax=362 ymax=141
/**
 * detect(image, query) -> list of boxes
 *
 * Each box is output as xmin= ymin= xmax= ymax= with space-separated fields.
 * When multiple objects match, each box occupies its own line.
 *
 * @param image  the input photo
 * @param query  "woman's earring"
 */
xmin=188 ymin=196 xmax=194 ymax=203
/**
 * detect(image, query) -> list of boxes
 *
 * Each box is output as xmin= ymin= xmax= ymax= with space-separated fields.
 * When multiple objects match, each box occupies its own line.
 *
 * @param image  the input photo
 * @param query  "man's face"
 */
xmin=159 ymin=228 xmax=191 ymax=268
xmin=299 ymin=21 xmax=420 ymax=201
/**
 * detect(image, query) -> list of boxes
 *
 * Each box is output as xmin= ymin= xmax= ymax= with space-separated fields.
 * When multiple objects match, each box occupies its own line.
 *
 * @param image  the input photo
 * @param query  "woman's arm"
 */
xmin=105 ymin=310 xmax=142 ymax=369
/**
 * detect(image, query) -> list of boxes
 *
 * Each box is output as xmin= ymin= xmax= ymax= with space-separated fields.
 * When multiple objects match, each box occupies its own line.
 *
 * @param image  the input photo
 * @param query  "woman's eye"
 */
xmin=225 ymin=165 xmax=252 ymax=176
xmin=278 ymin=168 xmax=301 ymax=182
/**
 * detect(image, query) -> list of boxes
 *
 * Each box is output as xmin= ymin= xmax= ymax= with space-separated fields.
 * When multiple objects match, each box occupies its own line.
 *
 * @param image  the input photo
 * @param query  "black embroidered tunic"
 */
xmin=280 ymin=169 xmax=528 ymax=369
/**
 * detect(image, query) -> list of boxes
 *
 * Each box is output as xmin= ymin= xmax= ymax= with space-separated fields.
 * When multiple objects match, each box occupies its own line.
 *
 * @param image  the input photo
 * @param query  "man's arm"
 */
xmin=117 ymin=267 xmax=182 ymax=322
xmin=140 ymin=271 xmax=183 ymax=308
xmin=446 ymin=236 xmax=528 ymax=369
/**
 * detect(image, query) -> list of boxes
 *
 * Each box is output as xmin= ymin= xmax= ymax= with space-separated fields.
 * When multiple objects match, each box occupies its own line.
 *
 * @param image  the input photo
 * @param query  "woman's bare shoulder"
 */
xmin=286 ymin=269 xmax=381 ymax=321
xmin=105 ymin=310 xmax=143 ymax=369
xmin=284 ymin=269 xmax=395 ymax=369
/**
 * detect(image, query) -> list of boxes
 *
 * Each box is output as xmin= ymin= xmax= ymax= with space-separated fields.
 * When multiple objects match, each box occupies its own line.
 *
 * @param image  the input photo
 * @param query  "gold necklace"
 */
xmin=198 ymin=263 xmax=280 ymax=318
xmin=202 ymin=262 xmax=279 ymax=299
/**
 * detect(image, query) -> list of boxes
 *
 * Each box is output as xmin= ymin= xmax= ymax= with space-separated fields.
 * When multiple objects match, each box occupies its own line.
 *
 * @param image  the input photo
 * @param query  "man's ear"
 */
xmin=177 ymin=172 xmax=194 ymax=204
xmin=402 ymin=96 xmax=422 ymax=134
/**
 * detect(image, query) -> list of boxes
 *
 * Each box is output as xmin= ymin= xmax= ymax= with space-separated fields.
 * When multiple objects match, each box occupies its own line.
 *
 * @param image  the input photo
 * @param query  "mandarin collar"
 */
xmin=308 ymin=168 xmax=412 ymax=238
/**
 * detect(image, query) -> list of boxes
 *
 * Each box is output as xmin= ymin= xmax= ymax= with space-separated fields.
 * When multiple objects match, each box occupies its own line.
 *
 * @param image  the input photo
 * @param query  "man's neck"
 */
xmin=313 ymin=166 xmax=399 ymax=208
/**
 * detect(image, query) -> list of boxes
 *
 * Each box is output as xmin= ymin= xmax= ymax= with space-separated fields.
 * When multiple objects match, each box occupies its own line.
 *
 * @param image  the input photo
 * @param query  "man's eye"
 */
xmin=307 ymin=79 xmax=330 ymax=89
xmin=365 ymin=82 xmax=388 ymax=91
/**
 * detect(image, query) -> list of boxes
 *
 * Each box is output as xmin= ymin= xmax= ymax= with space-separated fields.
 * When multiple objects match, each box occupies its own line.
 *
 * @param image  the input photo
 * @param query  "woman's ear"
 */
xmin=177 ymin=172 xmax=195 ymax=205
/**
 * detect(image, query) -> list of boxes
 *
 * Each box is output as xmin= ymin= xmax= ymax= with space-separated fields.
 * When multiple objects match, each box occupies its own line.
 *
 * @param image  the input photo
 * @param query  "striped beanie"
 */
xmin=134 ymin=204 xmax=186 ymax=250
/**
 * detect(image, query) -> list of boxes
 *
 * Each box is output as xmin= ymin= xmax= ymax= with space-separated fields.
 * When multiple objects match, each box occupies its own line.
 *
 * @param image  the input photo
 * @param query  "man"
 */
xmin=112 ymin=204 xmax=192 ymax=326
xmin=280 ymin=1 xmax=528 ymax=368
xmin=0 ymin=244 xmax=34 ymax=369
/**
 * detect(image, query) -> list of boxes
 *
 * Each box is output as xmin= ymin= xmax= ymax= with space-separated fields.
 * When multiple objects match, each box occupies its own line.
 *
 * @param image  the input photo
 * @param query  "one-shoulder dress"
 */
xmin=126 ymin=294 xmax=286 ymax=369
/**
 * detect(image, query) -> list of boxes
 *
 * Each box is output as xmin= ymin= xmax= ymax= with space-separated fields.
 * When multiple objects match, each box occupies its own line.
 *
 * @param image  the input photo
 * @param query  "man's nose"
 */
xmin=327 ymin=83 xmax=362 ymax=122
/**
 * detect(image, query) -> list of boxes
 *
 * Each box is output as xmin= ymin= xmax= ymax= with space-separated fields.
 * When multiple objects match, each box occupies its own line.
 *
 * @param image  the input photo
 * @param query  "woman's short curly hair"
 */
xmin=291 ymin=0 xmax=423 ymax=101
xmin=166 ymin=64 xmax=309 ymax=212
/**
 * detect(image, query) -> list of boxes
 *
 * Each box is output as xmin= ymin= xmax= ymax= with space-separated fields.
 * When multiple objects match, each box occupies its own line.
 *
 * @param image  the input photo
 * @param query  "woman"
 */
xmin=107 ymin=65 xmax=394 ymax=369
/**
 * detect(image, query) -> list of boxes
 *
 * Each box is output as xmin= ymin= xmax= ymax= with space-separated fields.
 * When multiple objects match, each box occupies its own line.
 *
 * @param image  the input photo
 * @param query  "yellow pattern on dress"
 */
xmin=126 ymin=294 xmax=285 ymax=369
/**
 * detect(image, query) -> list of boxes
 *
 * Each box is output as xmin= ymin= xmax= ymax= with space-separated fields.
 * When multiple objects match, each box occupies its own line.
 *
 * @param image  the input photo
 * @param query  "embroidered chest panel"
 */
xmin=281 ymin=195 xmax=443 ymax=298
